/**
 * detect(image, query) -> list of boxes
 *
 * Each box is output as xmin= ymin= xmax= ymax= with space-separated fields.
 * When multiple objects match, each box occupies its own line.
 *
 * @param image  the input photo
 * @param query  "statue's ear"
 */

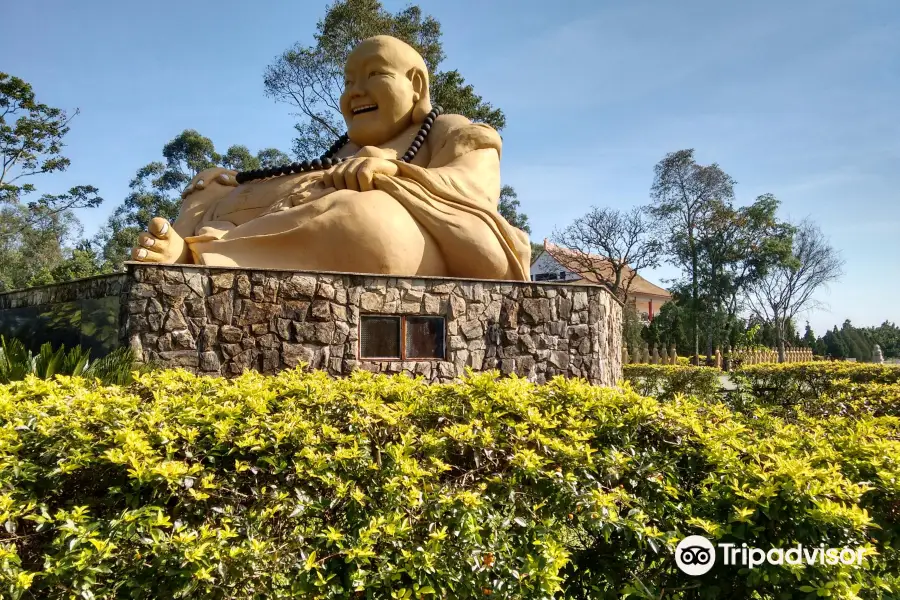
xmin=407 ymin=67 xmax=427 ymax=100
xmin=408 ymin=67 xmax=432 ymax=122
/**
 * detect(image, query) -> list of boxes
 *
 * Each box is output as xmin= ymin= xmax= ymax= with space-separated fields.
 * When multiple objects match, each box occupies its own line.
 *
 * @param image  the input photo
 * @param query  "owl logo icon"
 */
xmin=675 ymin=535 xmax=716 ymax=576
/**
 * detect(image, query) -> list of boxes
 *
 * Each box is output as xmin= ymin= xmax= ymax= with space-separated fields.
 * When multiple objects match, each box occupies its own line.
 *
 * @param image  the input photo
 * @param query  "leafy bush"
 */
xmin=2 ymin=369 xmax=897 ymax=598
xmin=622 ymin=364 xmax=721 ymax=402
xmin=749 ymin=381 xmax=900 ymax=422
xmin=732 ymin=362 xmax=900 ymax=406
xmin=0 ymin=335 xmax=138 ymax=386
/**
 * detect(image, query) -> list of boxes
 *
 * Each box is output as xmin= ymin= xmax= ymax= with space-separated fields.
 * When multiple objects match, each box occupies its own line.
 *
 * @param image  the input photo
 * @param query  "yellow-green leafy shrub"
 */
xmin=733 ymin=363 xmax=900 ymax=406
xmin=670 ymin=355 xmax=711 ymax=367
xmin=728 ymin=381 xmax=900 ymax=424
xmin=622 ymin=364 xmax=721 ymax=402
xmin=0 ymin=369 xmax=898 ymax=599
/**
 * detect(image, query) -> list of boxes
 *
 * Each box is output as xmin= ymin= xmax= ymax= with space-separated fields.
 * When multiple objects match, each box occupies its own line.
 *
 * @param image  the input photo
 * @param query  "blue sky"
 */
xmin=3 ymin=0 xmax=898 ymax=335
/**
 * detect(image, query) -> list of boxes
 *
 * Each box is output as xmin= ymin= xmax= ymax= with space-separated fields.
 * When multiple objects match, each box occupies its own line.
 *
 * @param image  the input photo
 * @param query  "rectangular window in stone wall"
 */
xmin=360 ymin=315 xmax=446 ymax=360
xmin=360 ymin=316 xmax=401 ymax=358
xmin=405 ymin=316 xmax=445 ymax=359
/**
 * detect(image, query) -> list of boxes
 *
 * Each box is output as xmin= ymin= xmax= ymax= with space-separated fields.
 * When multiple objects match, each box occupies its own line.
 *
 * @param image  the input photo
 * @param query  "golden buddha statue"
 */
xmin=132 ymin=35 xmax=531 ymax=280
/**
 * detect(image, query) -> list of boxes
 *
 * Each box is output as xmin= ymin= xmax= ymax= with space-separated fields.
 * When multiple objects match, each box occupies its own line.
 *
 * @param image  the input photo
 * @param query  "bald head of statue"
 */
xmin=339 ymin=35 xmax=434 ymax=147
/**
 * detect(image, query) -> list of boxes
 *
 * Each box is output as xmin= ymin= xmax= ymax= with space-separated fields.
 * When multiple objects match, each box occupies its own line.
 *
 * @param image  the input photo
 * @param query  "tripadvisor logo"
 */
xmin=675 ymin=536 xmax=864 ymax=576
xmin=675 ymin=536 xmax=716 ymax=575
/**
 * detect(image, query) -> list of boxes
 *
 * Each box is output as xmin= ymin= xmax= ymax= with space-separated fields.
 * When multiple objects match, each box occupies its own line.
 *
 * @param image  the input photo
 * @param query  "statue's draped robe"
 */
xmin=184 ymin=117 xmax=531 ymax=280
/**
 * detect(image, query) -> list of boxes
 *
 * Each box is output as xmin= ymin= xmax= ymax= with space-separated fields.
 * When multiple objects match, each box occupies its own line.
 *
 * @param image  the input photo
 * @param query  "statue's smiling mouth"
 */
xmin=351 ymin=104 xmax=378 ymax=116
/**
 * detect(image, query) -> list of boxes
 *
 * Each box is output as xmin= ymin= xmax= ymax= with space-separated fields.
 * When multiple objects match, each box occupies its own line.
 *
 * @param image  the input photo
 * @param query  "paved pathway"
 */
xmin=718 ymin=374 xmax=737 ymax=391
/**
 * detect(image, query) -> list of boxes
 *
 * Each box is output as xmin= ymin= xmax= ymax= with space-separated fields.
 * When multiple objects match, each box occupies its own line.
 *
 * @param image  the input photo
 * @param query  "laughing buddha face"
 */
xmin=339 ymin=35 xmax=432 ymax=148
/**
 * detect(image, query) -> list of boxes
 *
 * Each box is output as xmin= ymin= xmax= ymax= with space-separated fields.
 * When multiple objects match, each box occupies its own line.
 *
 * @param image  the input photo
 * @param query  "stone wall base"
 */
xmin=1 ymin=265 xmax=624 ymax=386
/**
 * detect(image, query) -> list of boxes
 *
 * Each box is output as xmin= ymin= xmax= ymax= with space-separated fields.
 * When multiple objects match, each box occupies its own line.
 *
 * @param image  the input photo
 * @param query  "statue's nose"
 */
xmin=346 ymin=81 xmax=365 ymax=98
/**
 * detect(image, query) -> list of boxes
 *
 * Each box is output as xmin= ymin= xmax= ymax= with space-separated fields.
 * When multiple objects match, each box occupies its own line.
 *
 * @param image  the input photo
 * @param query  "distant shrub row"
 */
xmin=732 ymin=362 xmax=900 ymax=403
xmin=624 ymin=361 xmax=900 ymax=408
xmin=622 ymin=364 xmax=721 ymax=401
xmin=1 ymin=369 xmax=897 ymax=598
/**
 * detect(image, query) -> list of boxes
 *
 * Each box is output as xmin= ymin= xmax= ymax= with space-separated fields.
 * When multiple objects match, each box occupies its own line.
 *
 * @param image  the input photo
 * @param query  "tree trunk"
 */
xmin=776 ymin=315 xmax=786 ymax=363
xmin=690 ymin=238 xmax=699 ymax=365
xmin=722 ymin=314 xmax=734 ymax=370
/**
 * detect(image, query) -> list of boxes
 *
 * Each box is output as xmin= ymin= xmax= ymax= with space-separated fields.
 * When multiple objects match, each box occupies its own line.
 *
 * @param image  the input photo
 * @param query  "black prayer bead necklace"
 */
xmin=235 ymin=105 xmax=444 ymax=185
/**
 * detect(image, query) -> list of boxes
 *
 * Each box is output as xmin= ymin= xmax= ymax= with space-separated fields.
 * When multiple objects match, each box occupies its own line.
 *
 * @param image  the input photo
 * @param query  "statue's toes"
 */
xmin=148 ymin=217 xmax=173 ymax=240
xmin=132 ymin=246 xmax=162 ymax=262
xmin=137 ymin=232 xmax=162 ymax=250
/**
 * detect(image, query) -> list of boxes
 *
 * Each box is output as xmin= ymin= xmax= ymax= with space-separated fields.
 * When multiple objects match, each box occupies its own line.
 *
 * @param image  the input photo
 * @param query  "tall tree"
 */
xmin=1 ymin=204 xmax=77 ymax=288
xmin=223 ymin=145 xmax=292 ymax=171
xmin=694 ymin=193 xmax=793 ymax=356
xmin=98 ymin=130 xmax=287 ymax=269
xmin=748 ymin=220 xmax=844 ymax=361
xmin=649 ymin=149 xmax=735 ymax=364
xmin=815 ymin=319 xmax=898 ymax=362
xmin=869 ymin=321 xmax=900 ymax=359
xmin=551 ymin=205 xmax=662 ymax=300
xmin=802 ymin=322 xmax=828 ymax=357
xmin=497 ymin=186 xmax=543 ymax=258
xmin=802 ymin=322 xmax=817 ymax=348
xmin=498 ymin=186 xmax=530 ymax=234
xmin=643 ymin=298 xmax=690 ymax=353
xmin=822 ymin=326 xmax=850 ymax=359
xmin=839 ymin=319 xmax=873 ymax=361
xmin=0 ymin=72 xmax=103 ymax=290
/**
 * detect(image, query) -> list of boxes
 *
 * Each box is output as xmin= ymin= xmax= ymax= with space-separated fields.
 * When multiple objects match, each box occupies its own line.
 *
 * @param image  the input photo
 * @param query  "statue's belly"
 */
xmin=208 ymin=173 xmax=322 ymax=226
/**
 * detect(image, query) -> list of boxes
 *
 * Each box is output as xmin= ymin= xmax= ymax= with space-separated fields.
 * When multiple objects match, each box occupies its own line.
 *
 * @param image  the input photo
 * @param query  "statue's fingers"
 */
xmin=343 ymin=160 xmax=364 ymax=192
xmin=149 ymin=217 xmax=172 ymax=240
xmin=331 ymin=165 xmax=345 ymax=190
xmin=216 ymin=172 xmax=238 ymax=187
xmin=332 ymin=161 xmax=354 ymax=190
xmin=322 ymin=169 xmax=335 ymax=189
xmin=132 ymin=246 xmax=163 ymax=262
xmin=357 ymin=163 xmax=377 ymax=192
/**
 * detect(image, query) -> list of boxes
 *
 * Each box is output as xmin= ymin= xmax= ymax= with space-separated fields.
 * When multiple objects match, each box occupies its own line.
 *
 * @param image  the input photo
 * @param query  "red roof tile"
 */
xmin=541 ymin=241 xmax=672 ymax=299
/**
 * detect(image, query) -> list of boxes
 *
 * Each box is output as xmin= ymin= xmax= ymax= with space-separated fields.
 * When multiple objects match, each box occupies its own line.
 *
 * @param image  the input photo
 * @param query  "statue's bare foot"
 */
xmin=132 ymin=217 xmax=189 ymax=264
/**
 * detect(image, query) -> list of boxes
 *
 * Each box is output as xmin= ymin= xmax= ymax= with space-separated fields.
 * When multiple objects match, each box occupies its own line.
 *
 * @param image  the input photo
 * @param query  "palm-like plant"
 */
xmin=0 ymin=336 xmax=33 ymax=383
xmin=0 ymin=336 xmax=139 ymax=385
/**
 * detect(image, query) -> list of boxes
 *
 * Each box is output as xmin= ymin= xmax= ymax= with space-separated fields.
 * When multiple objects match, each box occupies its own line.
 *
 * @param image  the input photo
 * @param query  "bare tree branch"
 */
xmin=748 ymin=219 xmax=844 ymax=360
xmin=551 ymin=206 xmax=662 ymax=300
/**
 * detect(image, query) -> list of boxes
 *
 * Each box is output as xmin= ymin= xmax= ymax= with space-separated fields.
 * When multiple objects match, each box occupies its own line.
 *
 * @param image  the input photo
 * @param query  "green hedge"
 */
xmin=1 ymin=369 xmax=898 ymax=598
xmin=622 ymin=364 xmax=721 ymax=402
xmin=732 ymin=363 xmax=900 ymax=406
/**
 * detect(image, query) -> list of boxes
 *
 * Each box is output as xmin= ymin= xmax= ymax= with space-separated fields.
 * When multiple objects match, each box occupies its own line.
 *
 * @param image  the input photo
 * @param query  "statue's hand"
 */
xmin=131 ymin=217 xmax=189 ymax=264
xmin=181 ymin=168 xmax=238 ymax=201
xmin=322 ymin=156 xmax=399 ymax=192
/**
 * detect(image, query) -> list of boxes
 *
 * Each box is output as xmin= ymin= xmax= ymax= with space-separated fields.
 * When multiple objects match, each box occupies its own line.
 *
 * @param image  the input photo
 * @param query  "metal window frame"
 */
xmin=358 ymin=314 xmax=446 ymax=361
xmin=403 ymin=315 xmax=447 ymax=361
xmin=358 ymin=314 xmax=402 ymax=360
